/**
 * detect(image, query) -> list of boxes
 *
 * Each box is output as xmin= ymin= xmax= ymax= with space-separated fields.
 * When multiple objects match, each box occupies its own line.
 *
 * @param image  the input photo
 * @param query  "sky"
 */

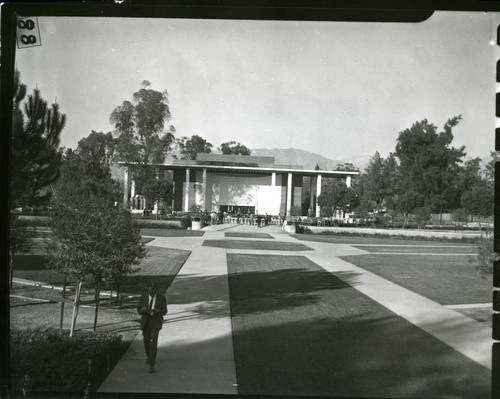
xmin=13 ymin=11 xmax=500 ymax=162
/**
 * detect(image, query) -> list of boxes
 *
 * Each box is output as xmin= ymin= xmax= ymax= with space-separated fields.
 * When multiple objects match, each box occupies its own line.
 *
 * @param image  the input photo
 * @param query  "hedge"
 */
xmin=10 ymin=329 xmax=128 ymax=393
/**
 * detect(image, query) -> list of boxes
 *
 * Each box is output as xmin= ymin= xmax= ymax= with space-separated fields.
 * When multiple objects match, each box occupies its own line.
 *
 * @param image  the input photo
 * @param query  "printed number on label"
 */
xmin=17 ymin=17 xmax=41 ymax=48
xmin=20 ymin=35 xmax=37 ymax=45
xmin=17 ymin=19 xmax=35 ymax=30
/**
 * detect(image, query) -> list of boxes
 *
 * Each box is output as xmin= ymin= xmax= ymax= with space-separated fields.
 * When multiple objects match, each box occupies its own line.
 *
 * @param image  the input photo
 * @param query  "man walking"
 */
xmin=137 ymin=283 xmax=168 ymax=373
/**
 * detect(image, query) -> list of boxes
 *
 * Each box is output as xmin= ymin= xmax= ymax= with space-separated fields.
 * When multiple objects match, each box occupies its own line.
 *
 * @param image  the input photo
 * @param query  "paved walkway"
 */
xmin=98 ymin=223 xmax=492 ymax=394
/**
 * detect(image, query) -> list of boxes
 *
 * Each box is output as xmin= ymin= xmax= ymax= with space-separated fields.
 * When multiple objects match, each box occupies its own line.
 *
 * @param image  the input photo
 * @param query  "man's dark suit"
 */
xmin=137 ymin=292 xmax=168 ymax=368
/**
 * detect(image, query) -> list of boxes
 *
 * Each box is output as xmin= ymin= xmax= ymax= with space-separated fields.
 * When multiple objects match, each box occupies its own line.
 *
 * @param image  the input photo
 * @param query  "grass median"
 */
xmin=227 ymin=253 xmax=490 ymax=398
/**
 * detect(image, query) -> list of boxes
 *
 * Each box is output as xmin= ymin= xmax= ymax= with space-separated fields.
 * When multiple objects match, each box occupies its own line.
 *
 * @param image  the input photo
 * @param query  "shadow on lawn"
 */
xmin=153 ymin=312 xmax=491 ymax=398
xmin=156 ymin=268 xmax=361 ymax=322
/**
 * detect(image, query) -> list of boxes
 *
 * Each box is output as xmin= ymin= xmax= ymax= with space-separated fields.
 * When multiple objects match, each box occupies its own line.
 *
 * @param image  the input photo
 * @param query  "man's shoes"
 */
xmin=149 ymin=365 xmax=155 ymax=373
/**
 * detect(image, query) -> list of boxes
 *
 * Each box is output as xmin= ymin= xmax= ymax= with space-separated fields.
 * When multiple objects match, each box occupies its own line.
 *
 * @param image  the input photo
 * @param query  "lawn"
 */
xmin=9 ymin=244 xmax=190 ymax=394
xmin=227 ymin=253 xmax=490 ymax=398
xmin=340 ymin=254 xmax=492 ymax=305
xmin=11 ymin=245 xmax=190 ymax=330
xmin=140 ymin=228 xmax=204 ymax=237
xmin=352 ymin=245 xmax=474 ymax=254
xmin=119 ymin=246 xmax=190 ymax=298
xmin=225 ymin=232 xmax=274 ymax=239
xmin=294 ymin=233 xmax=475 ymax=246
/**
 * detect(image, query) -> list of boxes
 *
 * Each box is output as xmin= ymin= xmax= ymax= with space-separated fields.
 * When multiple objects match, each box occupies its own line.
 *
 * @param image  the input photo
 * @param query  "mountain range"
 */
xmin=251 ymin=148 xmax=373 ymax=171
xmin=251 ymin=148 xmax=493 ymax=172
xmin=166 ymin=146 xmax=492 ymax=173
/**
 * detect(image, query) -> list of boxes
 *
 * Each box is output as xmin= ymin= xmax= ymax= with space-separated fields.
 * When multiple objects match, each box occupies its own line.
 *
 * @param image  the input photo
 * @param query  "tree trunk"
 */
xmin=60 ymin=273 xmax=67 ymax=334
xmin=93 ymin=278 xmax=101 ymax=332
xmin=9 ymin=249 xmax=14 ymax=289
xmin=117 ymin=281 xmax=123 ymax=307
xmin=70 ymin=281 xmax=83 ymax=337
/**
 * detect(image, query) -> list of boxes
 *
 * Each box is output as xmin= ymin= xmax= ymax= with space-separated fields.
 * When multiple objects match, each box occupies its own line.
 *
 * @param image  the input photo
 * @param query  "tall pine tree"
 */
xmin=11 ymin=70 xmax=66 ymax=208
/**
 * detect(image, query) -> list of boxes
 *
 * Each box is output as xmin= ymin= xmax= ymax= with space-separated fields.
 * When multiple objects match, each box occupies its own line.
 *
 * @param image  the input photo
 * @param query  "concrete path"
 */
xmin=99 ymin=223 xmax=492 ymax=394
xmin=99 ymin=225 xmax=239 ymax=394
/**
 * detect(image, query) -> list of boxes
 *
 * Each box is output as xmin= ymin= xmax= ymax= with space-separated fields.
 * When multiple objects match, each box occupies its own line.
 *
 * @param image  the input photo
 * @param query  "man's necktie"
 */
xmin=149 ymin=295 xmax=154 ymax=310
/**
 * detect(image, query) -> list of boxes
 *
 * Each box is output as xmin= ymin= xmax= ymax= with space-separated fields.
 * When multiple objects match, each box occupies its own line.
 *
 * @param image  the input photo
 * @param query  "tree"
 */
xmin=461 ymin=178 xmax=494 ymax=228
xmin=484 ymin=151 xmax=499 ymax=183
xmin=10 ymin=71 xmax=66 ymax=289
xmin=333 ymin=163 xmax=359 ymax=172
xmin=48 ymin=135 xmax=145 ymax=327
xmin=317 ymin=179 xmax=359 ymax=218
xmin=453 ymin=207 xmax=469 ymax=229
xmin=76 ymin=131 xmax=116 ymax=180
xmin=413 ymin=206 xmax=431 ymax=229
xmin=110 ymin=81 xmax=175 ymax=197
xmin=360 ymin=152 xmax=384 ymax=211
xmin=142 ymin=179 xmax=174 ymax=219
xmin=177 ymin=135 xmax=213 ymax=160
xmin=359 ymin=152 xmax=398 ymax=213
xmin=218 ymin=141 xmax=251 ymax=155
xmin=394 ymin=117 xmax=465 ymax=215
xmin=53 ymin=147 xmax=120 ymax=207
xmin=47 ymin=199 xmax=145 ymax=324
xmin=447 ymin=157 xmax=483 ymax=211
xmin=11 ymin=70 xmax=66 ymax=208
xmin=8 ymin=214 xmax=33 ymax=289
xmin=469 ymin=233 xmax=498 ymax=278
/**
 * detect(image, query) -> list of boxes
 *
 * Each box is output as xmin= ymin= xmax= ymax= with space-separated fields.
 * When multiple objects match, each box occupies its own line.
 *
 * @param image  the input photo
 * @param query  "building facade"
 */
xmin=122 ymin=153 xmax=358 ymax=217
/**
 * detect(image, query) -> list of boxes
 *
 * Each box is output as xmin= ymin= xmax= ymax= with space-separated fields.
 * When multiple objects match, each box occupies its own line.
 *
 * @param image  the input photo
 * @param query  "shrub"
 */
xmin=180 ymin=214 xmax=192 ymax=229
xmin=469 ymin=233 xmax=498 ymax=278
xmin=10 ymin=330 xmax=128 ymax=393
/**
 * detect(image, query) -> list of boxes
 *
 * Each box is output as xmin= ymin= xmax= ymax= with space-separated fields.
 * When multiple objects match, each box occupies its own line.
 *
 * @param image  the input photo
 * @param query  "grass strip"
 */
xmin=227 ymin=253 xmax=490 ymax=398
xmin=140 ymin=228 xmax=204 ymax=237
xmin=120 ymin=246 xmax=190 ymax=297
xmin=225 ymin=232 xmax=275 ymax=239
xmin=203 ymin=239 xmax=312 ymax=251
xmin=340 ymin=254 xmax=492 ymax=305
xmin=352 ymin=245 xmax=474 ymax=254
xmin=294 ymin=233 xmax=475 ymax=246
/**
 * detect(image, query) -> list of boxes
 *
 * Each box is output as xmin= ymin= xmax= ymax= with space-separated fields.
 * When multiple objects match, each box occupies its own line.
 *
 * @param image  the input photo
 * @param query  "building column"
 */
xmin=202 ymin=168 xmax=207 ymax=211
xmin=123 ymin=167 xmax=129 ymax=205
xmin=346 ymin=175 xmax=352 ymax=188
xmin=309 ymin=176 xmax=315 ymax=213
xmin=172 ymin=181 xmax=176 ymax=211
xmin=271 ymin=172 xmax=276 ymax=186
xmin=316 ymin=174 xmax=322 ymax=217
xmin=286 ymin=172 xmax=293 ymax=217
xmin=131 ymin=180 xmax=136 ymax=198
xmin=184 ymin=168 xmax=190 ymax=212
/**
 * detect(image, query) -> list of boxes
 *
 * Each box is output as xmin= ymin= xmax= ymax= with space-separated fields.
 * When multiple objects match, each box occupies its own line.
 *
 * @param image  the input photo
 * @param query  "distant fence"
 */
xmin=429 ymin=213 xmax=493 ymax=224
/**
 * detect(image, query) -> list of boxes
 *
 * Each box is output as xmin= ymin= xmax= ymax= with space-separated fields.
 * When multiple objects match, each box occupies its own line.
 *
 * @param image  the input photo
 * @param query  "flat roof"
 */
xmin=119 ymin=161 xmax=358 ymax=177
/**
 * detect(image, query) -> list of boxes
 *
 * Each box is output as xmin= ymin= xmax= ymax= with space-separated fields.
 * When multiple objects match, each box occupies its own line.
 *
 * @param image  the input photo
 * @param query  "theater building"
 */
xmin=122 ymin=153 xmax=358 ymax=217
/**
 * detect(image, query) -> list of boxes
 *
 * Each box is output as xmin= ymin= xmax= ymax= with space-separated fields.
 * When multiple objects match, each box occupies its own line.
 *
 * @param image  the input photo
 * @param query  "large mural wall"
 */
xmin=175 ymin=170 xmax=302 ymax=215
